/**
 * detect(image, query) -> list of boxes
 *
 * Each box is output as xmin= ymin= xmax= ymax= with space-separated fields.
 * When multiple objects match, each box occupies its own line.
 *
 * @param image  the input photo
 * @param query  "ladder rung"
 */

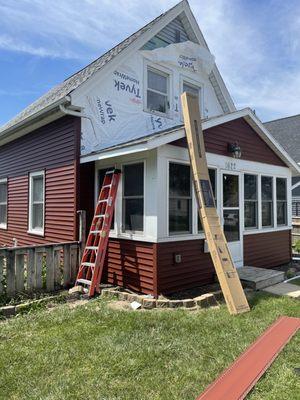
xmin=86 ymin=246 xmax=98 ymax=251
xmin=98 ymin=200 xmax=108 ymax=204
xmin=95 ymin=214 xmax=105 ymax=218
xmin=90 ymin=230 xmax=101 ymax=234
xmin=82 ymin=262 xmax=95 ymax=267
xmin=77 ymin=279 xmax=92 ymax=286
xmin=102 ymin=184 xmax=111 ymax=189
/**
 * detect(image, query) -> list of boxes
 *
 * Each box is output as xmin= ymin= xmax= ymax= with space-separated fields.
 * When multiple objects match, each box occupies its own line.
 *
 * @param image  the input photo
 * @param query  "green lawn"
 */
xmin=0 ymin=293 xmax=299 ymax=400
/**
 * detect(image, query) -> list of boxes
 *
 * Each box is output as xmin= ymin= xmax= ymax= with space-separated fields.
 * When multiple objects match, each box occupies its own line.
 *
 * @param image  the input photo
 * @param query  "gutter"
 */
xmin=59 ymin=103 xmax=97 ymax=138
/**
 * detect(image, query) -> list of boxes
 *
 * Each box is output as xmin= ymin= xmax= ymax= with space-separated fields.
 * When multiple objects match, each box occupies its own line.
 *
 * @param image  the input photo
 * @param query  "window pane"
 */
xmin=147 ymin=90 xmax=167 ymax=113
xmin=124 ymin=198 xmax=143 ymax=231
xmin=276 ymin=178 xmax=286 ymax=201
xmin=244 ymin=201 xmax=257 ymax=228
xmin=262 ymin=176 xmax=273 ymax=200
xmin=33 ymin=176 xmax=44 ymax=202
xmin=148 ymin=70 xmax=167 ymax=93
xmin=169 ymin=199 xmax=191 ymax=234
xmin=0 ymin=204 xmax=7 ymax=224
xmin=169 ymin=163 xmax=191 ymax=197
xmin=124 ymin=163 xmax=144 ymax=197
xmin=32 ymin=204 xmax=43 ymax=229
xmin=0 ymin=183 xmax=7 ymax=203
xmin=209 ymin=169 xmax=216 ymax=200
xmin=223 ymin=174 xmax=239 ymax=207
xmin=223 ymin=210 xmax=239 ymax=242
xmin=244 ymin=175 xmax=257 ymax=200
xmin=183 ymin=82 xmax=199 ymax=96
xmin=98 ymin=168 xmax=115 ymax=226
xmin=277 ymin=202 xmax=287 ymax=225
xmin=262 ymin=202 xmax=273 ymax=226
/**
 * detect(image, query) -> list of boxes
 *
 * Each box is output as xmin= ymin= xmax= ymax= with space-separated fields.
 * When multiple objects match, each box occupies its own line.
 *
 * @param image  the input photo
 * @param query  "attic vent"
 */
xmin=175 ymin=29 xmax=181 ymax=43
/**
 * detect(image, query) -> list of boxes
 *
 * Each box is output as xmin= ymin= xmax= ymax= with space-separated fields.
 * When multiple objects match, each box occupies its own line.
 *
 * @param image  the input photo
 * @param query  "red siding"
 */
xmin=103 ymin=239 xmax=155 ymax=295
xmin=244 ymin=230 xmax=291 ymax=269
xmin=0 ymin=116 xmax=80 ymax=247
xmin=156 ymin=240 xmax=215 ymax=294
xmin=172 ymin=118 xmax=286 ymax=167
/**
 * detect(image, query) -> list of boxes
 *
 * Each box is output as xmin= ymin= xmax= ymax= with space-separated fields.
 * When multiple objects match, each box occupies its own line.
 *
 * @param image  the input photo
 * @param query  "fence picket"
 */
xmin=35 ymin=251 xmax=44 ymax=290
xmin=54 ymin=248 xmax=61 ymax=289
xmin=6 ymin=251 xmax=15 ymax=296
xmin=27 ymin=249 xmax=35 ymax=291
xmin=46 ymin=247 xmax=54 ymax=291
xmin=70 ymin=245 xmax=78 ymax=284
xmin=63 ymin=245 xmax=71 ymax=287
xmin=15 ymin=252 xmax=25 ymax=292
xmin=0 ymin=254 xmax=4 ymax=294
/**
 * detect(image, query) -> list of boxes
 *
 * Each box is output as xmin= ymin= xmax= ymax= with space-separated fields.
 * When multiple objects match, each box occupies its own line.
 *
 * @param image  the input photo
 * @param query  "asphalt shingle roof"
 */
xmin=0 ymin=3 xmax=180 ymax=134
xmin=264 ymin=115 xmax=300 ymax=163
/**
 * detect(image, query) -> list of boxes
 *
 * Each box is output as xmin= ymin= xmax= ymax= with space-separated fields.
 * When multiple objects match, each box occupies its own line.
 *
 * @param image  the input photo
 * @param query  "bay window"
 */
xmin=123 ymin=163 xmax=144 ymax=233
xmin=261 ymin=176 xmax=273 ymax=227
xmin=276 ymin=178 xmax=287 ymax=225
xmin=0 ymin=179 xmax=7 ymax=228
xmin=169 ymin=163 xmax=192 ymax=235
xmin=29 ymin=171 xmax=45 ymax=234
xmin=147 ymin=67 xmax=169 ymax=114
xmin=244 ymin=174 xmax=258 ymax=229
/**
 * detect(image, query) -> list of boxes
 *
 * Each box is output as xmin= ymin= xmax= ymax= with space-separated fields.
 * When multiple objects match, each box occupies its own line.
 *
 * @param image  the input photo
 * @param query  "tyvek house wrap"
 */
xmin=80 ymin=41 xmax=216 ymax=155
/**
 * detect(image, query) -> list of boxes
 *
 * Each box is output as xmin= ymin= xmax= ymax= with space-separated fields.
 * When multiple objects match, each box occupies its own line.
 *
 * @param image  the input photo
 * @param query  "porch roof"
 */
xmin=80 ymin=108 xmax=300 ymax=176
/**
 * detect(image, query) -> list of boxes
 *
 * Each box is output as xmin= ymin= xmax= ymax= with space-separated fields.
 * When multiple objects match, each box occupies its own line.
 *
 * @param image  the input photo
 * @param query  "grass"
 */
xmin=0 ymin=293 xmax=299 ymax=400
xmin=290 ymin=277 xmax=300 ymax=286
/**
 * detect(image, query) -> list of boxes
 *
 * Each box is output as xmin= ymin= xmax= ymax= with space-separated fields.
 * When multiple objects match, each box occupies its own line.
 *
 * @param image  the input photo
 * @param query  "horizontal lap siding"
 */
xmin=103 ymin=239 xmax=155 ymax=294
xmin=157 ymin=240 xmax=215 ymax=294
xmin=0 ymin=116 xmax=80 ymax=247
xmin=173 ymin=118 xmax=286 ymax=167
xmin=244 ymin=231 xmax=291 ymax=268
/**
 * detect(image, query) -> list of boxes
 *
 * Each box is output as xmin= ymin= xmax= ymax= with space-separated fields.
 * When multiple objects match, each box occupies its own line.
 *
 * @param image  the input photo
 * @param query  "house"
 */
xmin=0 ymin=1 xmax=299 ymax=296
xmin=265 ymin=115 xmax=300 ymax=217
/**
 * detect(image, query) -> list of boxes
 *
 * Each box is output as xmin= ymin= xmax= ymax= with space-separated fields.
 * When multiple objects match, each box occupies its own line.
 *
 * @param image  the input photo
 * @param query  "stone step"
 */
xmin=237 ymin=266 xmax=285 ymax=290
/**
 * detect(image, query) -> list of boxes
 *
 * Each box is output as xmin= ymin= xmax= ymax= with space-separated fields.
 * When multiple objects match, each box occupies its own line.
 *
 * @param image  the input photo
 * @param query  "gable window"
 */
xmin=276 ymin=178 xmax=287 ymax=225
xmin=244 ymin=174 xmax=258 ymax=229
xmin=198 ymin=169 xmax=216 ymax=232
xmin=169 ymin=162 xmax=192 ymax=235
xmin=123 ymin=163 xmax=144 ymax=233
xmin=261 ymin=176 xmax=273 ymax=227
xmin=183 ymin=81 xmax=200 ymax=97
xmin=0 ymin=179 xmax=7 ymax=229
xmin=147 ymin=67 xmax=169 ymax=114
xmin=28 ymin=171 xmax=45 ymax=235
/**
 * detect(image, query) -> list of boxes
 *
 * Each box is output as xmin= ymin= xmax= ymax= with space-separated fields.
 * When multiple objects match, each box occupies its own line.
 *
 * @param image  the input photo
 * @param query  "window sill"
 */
xmin=0 ymin=224 xmax=7 ymax=230
xmin=27 ymin=229 xmax=44 ymax=237
xmin=243 ymin=226 xmax=291 ymax=235
xmin=144 ymin=109 xmax=173 ymax=120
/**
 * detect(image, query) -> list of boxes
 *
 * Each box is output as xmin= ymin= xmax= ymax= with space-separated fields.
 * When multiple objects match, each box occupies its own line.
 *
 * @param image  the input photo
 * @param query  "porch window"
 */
xmin=244 ymin=174 xmax=258 ymax=229
xmin=123 ymin=163 xmax=144 ymax=233
xmin=261 ymin=176 xmax=273 ymax=227
xmin=0 ymin=179 xmax=7 ymax=228
xmin=169 ymin=162 xmax=192 ymax=235
xmin=276 ymin=178 xmax=287 ymax=225
xmin=28 ymin=171 xmax=45 ymax=235
xmin=147 ymin=67 xmax=169 ymax=114
xmin=198 ymin=169 xmax=216 ymax=232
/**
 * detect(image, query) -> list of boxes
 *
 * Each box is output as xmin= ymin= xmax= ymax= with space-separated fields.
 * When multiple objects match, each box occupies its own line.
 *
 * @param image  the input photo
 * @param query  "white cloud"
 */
xmin=0 ymin=0 xmax=300 ymax=120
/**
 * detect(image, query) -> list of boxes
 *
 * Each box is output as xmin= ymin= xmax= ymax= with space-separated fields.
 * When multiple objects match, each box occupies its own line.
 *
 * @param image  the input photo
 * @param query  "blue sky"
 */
xmin=1 ymin=0 xmax=300 ymax=126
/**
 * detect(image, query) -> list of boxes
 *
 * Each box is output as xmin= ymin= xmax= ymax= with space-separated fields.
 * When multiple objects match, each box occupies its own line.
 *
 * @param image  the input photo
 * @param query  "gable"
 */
xmin=172 ymin=117 xmax=286 ymax=167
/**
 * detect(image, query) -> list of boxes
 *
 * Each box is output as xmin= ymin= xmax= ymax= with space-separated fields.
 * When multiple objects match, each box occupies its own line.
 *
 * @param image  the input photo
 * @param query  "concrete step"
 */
xmin=237 ymin=266 xmax=285 ymax=290
xmin=263 ymin=282 xmax=300 ymax=299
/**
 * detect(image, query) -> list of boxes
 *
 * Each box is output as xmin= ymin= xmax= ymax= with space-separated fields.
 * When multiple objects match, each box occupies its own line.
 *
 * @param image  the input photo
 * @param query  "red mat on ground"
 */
xmin=197 ymin=316 xmax=300 ymax=400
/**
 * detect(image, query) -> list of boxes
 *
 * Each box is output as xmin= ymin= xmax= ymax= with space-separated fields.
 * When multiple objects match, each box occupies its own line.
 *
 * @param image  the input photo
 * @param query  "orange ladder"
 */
xmin=75 ymin=169 xmax=121 ymax=296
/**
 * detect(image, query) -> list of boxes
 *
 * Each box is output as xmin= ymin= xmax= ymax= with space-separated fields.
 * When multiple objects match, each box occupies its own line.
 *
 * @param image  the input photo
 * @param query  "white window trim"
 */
xmin=0 ymin=178 xmax=8 ymax=230
xmin=276 ymin=177 xmax=288 ymax=227
xmin=121 ymin=160 xmax=146 ymax=236
xmin=143 ymin=61 xmax=173 ymax=119
xmin=180 ymin=74 xmax=204 ymax=119
xmin=261 ymin=175 xmax=274 ymax=229
xmin=28 ymin=170 xmax=45 ymax=236
xmin=243 ymin=173 xmax=259 ymax=230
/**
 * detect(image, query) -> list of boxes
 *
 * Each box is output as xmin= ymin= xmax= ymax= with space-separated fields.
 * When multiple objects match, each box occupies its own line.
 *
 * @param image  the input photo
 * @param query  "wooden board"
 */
xmin=181 ymin=92 xmax=250 ymax=315
xmin=197 ymin=316 xmax=300 ymax=399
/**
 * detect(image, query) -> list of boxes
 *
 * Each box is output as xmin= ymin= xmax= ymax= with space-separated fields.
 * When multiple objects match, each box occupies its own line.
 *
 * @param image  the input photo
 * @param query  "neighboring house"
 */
xmin=265 ymin=115 xmax=300 ymax=217
xmin=0 ymin=1 xmax=299 ymax=296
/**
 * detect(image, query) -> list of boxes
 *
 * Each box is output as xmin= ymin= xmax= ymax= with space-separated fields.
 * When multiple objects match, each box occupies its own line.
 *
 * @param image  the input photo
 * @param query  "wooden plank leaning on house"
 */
xmin=181 ymin=92 xmax=250 ymax=315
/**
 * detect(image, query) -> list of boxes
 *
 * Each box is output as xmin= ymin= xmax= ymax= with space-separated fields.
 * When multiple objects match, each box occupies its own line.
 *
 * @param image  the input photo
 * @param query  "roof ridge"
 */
xmin=264 ymin=113 xmax=300 ymax=124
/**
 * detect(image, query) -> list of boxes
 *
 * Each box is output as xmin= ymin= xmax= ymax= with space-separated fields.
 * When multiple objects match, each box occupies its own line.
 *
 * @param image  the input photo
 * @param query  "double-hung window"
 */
xmin=276 ymin=178 xmax=287 ymax=225
xmin=123 ymin=163 xmax=144 ymax=233
xmin=29 ymin=171 xmax=45 ymax=235
xmin=147 ymin=67 xmax=169 ymax=114
xmin=169 ymin=163 xmax=192 ymax=235
xmin=0 ymin=179 xmax=7 ymax=229
xmin=244 ymin=174 xmax=258 ymax=229
xmin=261 ymin=176 xmax=273 ymax=227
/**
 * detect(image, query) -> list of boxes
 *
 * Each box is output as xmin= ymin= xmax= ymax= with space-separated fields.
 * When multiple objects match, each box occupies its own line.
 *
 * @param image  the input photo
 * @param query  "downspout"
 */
xmin=59 ymin=103 xmax=98 ymax=139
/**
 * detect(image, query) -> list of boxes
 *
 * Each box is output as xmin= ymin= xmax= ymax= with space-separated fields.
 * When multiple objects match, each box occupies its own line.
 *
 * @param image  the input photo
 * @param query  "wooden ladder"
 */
xmin=181 ymin=92 xmax=250 ymax=315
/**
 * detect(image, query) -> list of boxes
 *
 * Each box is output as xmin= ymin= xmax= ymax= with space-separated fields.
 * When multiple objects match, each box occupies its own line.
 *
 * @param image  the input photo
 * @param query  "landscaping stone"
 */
xmin=156 ymin=299 xmax=169 ymax=308
xmin=127 ymin=293 xmax=139 ymax=303
xmin=195 ymin=293 xmax=217 ymax=308
xmin=1 ymin=305 xmax=16 ymax=318
xmin=69 ymin=285 xmax=84 ymax=295
xmin=168 ymin=300 xmax=183 ymax=308
xmin=182 ymin=299 xmax=196 ymax=308
xmin=118 ymin=292 xmax=129 ymax=301
xmin=142 ymin=298 xmax=156 ymax=309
